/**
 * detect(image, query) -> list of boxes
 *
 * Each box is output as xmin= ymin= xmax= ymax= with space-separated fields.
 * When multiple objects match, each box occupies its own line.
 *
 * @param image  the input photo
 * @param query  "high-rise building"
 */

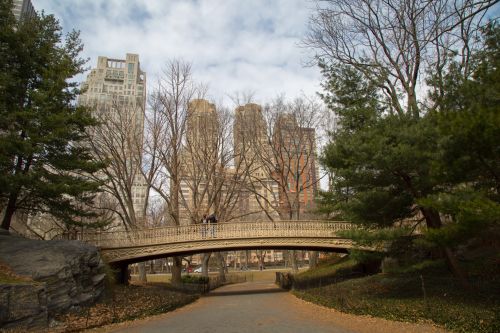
xmin=79 ymin=53 xmax=147 ymax=223
xmin=233 ymin=103 xmax=279 ymax=220
xmin=186 ymin=99 xmax=218 ymax=148
xmin=178 ymin=99 xmax=219 ymax=224
xmin=234 ymin=103 xmax=267 ymax=170
xmin=12 ymin=0 xmax=36 ymax=21
xmin=79 ymin=53 xmax=146 ymax=113
xmin=274 ymin=114 xmax=319 ymax=217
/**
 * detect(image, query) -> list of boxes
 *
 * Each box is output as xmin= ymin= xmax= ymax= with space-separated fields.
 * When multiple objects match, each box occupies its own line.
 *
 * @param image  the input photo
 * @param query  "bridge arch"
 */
xmin=77 ymin=221 xmax=358 ymax=265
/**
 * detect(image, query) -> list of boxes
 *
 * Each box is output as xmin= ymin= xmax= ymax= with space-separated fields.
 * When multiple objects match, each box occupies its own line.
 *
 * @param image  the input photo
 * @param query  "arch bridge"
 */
xmin=77 ymin=220 xmax=358 ymax=265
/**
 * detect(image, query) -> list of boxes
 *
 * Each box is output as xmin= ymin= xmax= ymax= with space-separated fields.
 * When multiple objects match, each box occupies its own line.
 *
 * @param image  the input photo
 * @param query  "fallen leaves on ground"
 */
xmin=53 ymin=283 xmax=198 ymax=332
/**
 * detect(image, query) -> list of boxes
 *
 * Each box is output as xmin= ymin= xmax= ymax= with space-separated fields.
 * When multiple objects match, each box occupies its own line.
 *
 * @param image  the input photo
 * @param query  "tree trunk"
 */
xmin=443 ymin=246 xmax=470 ymax=290
xmin=216 ymin=252 xmax=226 ymax=283
xmin=421 ymin=207 xmax=470 ymax=289
xmin=309 ymin=251 xmax=318 ymax=269
xmin=257 ymin=250 xmax=266 ymax=270
xmin=202 ymin=252 xmax=211 ymax=277
xmin=223 ymin=252 xmax=229 ymax=273
xmin=1 ymin=192 xmax=19 ymax=230
xmin=138 ymin=262 xmax=147 ymax=283
xmin=289 ymin=250 xmax=298 ymax=273
xmin=171 ymin=256 xmax=183 ymax=287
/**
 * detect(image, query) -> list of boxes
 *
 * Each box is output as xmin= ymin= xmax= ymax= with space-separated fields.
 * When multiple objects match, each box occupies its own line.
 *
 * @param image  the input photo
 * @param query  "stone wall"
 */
xmin=0 ymin=234 xmax=106 ymax=329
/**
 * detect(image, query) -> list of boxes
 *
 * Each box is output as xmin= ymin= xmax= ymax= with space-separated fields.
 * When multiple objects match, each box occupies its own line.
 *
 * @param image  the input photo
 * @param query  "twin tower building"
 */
xmin=79 ymin=54 xmax=319 ymax=226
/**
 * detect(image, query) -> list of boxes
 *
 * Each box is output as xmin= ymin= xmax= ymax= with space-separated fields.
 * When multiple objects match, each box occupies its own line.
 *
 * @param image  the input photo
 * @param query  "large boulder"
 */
xmin=0 ymin=283 xmax=48 ymax=331
xmin=0 ymin=234 xmax=106 ymax=328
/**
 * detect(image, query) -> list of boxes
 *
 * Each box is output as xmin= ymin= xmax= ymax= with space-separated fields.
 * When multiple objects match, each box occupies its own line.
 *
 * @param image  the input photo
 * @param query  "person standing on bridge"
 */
xmin=208 ymin=213 xmax=217 ymax=237
xmin=201 ymin=214 xmax=208 ymax=238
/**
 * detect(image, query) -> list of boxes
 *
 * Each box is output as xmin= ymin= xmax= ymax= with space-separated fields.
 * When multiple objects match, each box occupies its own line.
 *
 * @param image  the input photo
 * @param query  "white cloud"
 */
xmin=32 ymin=0 xmax=322 ymax=105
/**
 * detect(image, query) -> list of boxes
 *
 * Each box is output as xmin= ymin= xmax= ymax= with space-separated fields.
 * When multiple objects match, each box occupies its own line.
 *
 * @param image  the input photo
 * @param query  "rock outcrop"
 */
xmin=0 ymin=234 xmax=106 ymax=329
xmin=0 ymin=283 xmax=48 ymax=331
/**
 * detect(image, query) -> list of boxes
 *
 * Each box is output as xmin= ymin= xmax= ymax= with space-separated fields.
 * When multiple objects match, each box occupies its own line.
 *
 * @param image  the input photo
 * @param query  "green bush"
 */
xmin=181 ymin=275 xmax=209 ymax=284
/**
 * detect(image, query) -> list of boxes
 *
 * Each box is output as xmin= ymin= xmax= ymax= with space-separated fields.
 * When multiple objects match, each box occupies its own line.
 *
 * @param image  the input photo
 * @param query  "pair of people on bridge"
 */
xmin=201 ymin=213 xmax=217 ymax=238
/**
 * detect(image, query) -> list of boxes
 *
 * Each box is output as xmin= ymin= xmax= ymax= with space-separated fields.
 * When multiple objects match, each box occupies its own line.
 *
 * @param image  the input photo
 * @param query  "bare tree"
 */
xmin=235 ymin=95 xmax=324 ymax=272
xmin=86 ymin=97 xmax=149 ymax=229
xmin=233 ymin=102 xmax=277 ymax=221
xmin=147 ymin=196 xmax=168 ymax=227
xmin=179 ymin=101 xmax=245 ymax=223
xmin=207 ymin=105 xmax=250 ymax=223
xmin=15 ymin=95 xmax=147 ymax=241
xmin=305 ymin=0 xmax=495 ymax=117
xmin=227 ymin=90 xmax=257 ymax=108
xmin=305 ymin=0 xmax=496 ymax=284
xmin=86 ymin=95 xmax=155 ymax=282
xmin=309 ymin=251 xmax=319 ymax=269
xmin=256 ymin=250 xmax=267 ymax=270
xmin=143 ymin=60 xmax=203 ymax=286
xmin=240 ymin=96 xmax=323 ymax=221
xmin=179 ymin=99 xmax=252 ymax=278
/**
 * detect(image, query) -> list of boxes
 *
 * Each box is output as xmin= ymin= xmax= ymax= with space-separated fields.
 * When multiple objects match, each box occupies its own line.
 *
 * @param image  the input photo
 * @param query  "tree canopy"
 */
xmin=0 ymin=1 xmax=105 ymax=230
xmin=315 ymin=8 xmax=499 ymax=284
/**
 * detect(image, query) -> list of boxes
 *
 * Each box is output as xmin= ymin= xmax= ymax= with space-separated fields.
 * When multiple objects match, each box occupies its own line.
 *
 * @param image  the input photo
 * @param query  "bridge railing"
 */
xmin=75 ymin=220 xmax=353 ymax=248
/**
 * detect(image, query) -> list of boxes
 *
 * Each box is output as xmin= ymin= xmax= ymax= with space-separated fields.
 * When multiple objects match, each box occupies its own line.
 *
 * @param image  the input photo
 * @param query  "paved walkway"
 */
xmin=92 ymin=280 xmax=448 ymax=333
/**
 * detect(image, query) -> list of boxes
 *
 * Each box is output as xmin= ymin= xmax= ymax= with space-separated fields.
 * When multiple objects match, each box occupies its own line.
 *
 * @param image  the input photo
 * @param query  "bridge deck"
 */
xmin=70 ymin=221 xmax=357 ymax=263
xmin=77 ymin=220 xmax=353 ymax=248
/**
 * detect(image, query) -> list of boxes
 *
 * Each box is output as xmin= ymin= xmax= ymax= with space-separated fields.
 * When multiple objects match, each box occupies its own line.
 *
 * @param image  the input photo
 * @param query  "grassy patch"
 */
xmin=293 ymin=255 xmax=369 ymax=290
xmin=292 ymin=257 xmax=500 ymax=333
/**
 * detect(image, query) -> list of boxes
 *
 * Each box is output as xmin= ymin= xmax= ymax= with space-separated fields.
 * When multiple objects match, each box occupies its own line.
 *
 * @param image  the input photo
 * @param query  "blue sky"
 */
xmin=32 ymin=0 xmax=322 ymax=106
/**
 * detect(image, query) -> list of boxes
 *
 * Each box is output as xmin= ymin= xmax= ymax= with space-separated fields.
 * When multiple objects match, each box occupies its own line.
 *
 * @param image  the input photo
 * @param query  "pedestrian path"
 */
xmin=94 ymin=279 xmax=448 ymax=333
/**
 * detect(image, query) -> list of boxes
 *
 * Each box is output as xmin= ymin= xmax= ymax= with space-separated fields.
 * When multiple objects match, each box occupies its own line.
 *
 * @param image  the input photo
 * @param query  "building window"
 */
xmin=128 ymin=63 xmax=134 ymax=74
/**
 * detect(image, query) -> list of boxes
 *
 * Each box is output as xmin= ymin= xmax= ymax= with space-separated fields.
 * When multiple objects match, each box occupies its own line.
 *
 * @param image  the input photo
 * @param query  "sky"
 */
xmin=32 ymin=0 xmax=322 ymax=106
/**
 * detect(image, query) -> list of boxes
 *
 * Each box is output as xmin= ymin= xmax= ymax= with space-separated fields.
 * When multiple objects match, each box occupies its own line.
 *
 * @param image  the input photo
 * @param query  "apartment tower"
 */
xmin=233 ymin=103 xmax=279 ymax=220
xmin=79 ymin=53 xmax=147 ymax=222
xmin=274 ymin=114 xmax=319 ymax=218
xmin=178 ymin=99 xmax=219 ymax=224
xmin=12 ymin=0 xmax=36 ymax=20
